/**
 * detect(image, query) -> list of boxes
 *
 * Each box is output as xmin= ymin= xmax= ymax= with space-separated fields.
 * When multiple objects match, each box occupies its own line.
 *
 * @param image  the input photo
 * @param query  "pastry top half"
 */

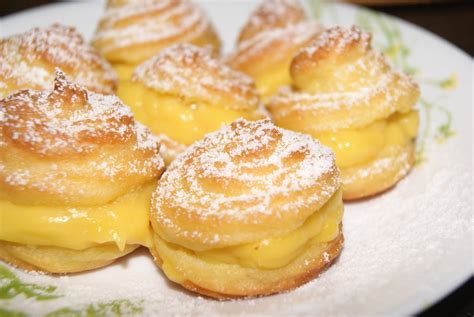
xmin=268 ymin=26 xmax=420 ymax=134
xmin=151 ymin=118 xmax=339 ymax=251
xmin=132 ymin=43 xmax=263 ymax=113
xmin=225 ymin=0 xmax=322 ymax=98
xmin=92 ymin=0 xmax=221 ymax=65
xmin=0 ymin=24 xmax=117 ymax=98
xmin=0 ymin=70 xmax=164 ymax=207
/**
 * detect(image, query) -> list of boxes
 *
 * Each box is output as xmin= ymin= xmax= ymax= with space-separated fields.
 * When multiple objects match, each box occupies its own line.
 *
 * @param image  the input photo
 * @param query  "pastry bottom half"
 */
xmin=150 ymin=228 xmax=343 ymax=300
xmin=0 ymin=183 xmax=155 ymax=274
xmin=341 ymin=142 xmax=415 ymax=200
xmin=0 ymin=241 xmax=138 ymax=274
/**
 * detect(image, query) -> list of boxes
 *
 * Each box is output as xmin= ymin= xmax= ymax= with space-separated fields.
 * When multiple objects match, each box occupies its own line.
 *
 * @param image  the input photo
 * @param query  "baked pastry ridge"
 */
xmin=225 ymin=0 xmax=322 ymax=99
xmin=0 ymin=24 xmax=117 ymax=98
xmin=150 ymin=118 xmax=343 ymax=298
xmin=268 ymin=26 xmax=420 ymax=200
xmin=118 ymin=43 xmax=266 ymax=164
xmin=92 ymin=0 xmax=221 ymax=80
xmin=0 ymin=70 xmax=164 ymax=273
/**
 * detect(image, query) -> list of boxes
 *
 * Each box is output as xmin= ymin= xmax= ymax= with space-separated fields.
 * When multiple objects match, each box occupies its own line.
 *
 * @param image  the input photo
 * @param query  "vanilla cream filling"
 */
xmin=315 ymin=110 xmax=419 ymax=169
xmin=117 ymin=81 xmax=262 ymax=145
xmin=0 ymin=183 xmax=155 ymax=251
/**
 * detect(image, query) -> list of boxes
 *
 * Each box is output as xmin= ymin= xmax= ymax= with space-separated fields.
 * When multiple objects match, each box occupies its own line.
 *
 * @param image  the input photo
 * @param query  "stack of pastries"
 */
xmin=268 ymin=26 xmax=420 ymax=199
xmin=0 ymin=0 xmax=419 ymax=299
xmin=0 ymin=71 xmax=164 ymax=273
xmin=150 ymin=118 xmax=343 ymax=298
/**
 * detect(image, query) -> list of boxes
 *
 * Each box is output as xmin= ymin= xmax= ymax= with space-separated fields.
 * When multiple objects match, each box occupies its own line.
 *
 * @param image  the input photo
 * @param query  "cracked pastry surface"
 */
xmin=225 ymin=0 xmax=322 ymax=99
xmin=268 ymin=26 xmax=420 ymax=200
xmin=92 ymin=0 xmax=221 ymax=81
xmin=118 ymin=43 xmax=266 ymax=165
xmin=0 ymin=24 xmax=117 ymax=98
xmin=150 ymin=118 xmax=344 ymax=299
xmin=0 ymin=71 xmax=164 ymax=273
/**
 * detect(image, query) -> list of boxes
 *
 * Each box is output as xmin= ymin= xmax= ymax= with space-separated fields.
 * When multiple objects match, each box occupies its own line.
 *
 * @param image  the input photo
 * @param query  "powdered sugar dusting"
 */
xmin=0 ymin=24 xmax=117 ymax=97
xmin=133 ymin=44 xmax=261 ymax=111
xmin=0 ymin=70 xmax=163 ymax=203
xmin=269 ymin=26 xmax=419 ymax=132
xmin=92 ymin=0 xmax=217 ymax=54
xmin=300 ymin=25 xmax=370 ymax=57
xmin=227 ymin=21 xmax=322 ymax=68
xmin=272 ymin=70 xmax=414 ymax=119
xmin=152 ymin=118 xmax=338 ymax=246
xmin=2 ymin=70 xmax=138 ymax=156
xmin=238 ymin=0 xmax=306 ymax=42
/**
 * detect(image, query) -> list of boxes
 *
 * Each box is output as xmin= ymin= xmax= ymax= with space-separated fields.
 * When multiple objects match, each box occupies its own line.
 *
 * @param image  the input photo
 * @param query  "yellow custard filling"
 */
xmin=157 ymin=189 xmax=343 ymax=273
xmin=0 ymin=183 xmax=155 ymax=251
xmin=118 ymin=82 xmax=262 ymax=145
xmin=315 ymin=110 xmax=419 ymax=168
xmin=256 ymin=67 xmax=292 ymax=100
xmin=113 ymin=63 xmax=136 ymax=81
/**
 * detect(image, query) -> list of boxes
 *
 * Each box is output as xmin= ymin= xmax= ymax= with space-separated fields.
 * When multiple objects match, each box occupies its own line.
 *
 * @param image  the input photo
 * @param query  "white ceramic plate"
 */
xmin=1 ymin=1 xmax=472 ymax=316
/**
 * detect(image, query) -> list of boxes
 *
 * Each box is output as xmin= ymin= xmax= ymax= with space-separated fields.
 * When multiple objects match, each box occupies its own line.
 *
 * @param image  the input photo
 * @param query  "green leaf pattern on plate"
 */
xmin=0 ymin=265 xmax=60 ymax=301
xmin=0 ymin=265 xmax=143 ymax=317
xmin=44 ymin=299 xmax=144 ymax=317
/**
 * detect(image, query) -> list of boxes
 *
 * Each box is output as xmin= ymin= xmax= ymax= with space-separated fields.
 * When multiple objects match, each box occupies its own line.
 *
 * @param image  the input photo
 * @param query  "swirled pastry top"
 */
xmin=0 ymin=70 xmax=164 ymax=206
xmin=268 ymin=26 xmax=420 ymax=133
xmin=151 ymin=118 xmax=339 ymax=251
xmin=92 ymin=0 xmax=221 ymax=64
xmin=132 ymin=44 xmax=262 ymax=112
xmin=225 ymin=0 xmax=321 ymax=78
xmin=237 ymin=0 xmax=307 ymax=43
xmin=0 ymin=24 xmax=117 ymax=98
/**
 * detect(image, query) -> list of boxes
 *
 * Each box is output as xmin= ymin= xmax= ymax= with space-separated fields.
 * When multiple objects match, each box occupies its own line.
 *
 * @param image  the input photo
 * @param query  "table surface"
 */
xmin=0 ymin=1 xmax=473 ymax=317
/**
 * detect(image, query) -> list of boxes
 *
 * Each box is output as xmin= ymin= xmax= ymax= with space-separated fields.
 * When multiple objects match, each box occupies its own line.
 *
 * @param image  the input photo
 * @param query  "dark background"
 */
xmin=1 ymin=1 xmax=473 ymax=316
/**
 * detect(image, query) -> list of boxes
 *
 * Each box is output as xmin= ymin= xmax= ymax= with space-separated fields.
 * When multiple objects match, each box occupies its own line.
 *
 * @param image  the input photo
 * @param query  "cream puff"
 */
xmin=268 ymin=26 xmax=420 ymax=200
xmin=225 ymin=0 xmax=322 ymax=99
xmin=117 ymin=43 xmax=266 ymax=164
xmin=150 ymin=118 xmax=343 ymax=299
xmin=0 ymin=24 xmax=117 ymax=98
xmin=92 ymin=0 xmax=221 ymax=81
xmin=0 ymin=70 xmax=164 ymax=273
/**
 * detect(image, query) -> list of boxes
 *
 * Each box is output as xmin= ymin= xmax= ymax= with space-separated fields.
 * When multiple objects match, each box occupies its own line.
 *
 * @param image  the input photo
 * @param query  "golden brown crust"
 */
xmin=151 ymin=118 xmax=339 ymax=251
xmin=0 ymin=24 xmax=117 ymax=98
xmin=290 ymin=25 xmax=371 ymax=71
xmin=268 ymin=26 xmax=420 ymax=133
xmin=92 ymin=0 xmax=221 ymax=65
xmin=225 ymin=0 xmax=322 ymax=97
xmin=150 ymin=228 xmax=343 ymax=299
xmin=226 ymin=22 xmax=321 ymax=79
xmin=0 ymin=70 xmax=164 ymax=206
xmin=0 ymin=241 xmax=138 ymax=274
xmin=237 ymin=0 xmax=307 ymax=43
xmin=132 ymin=44 xmax=263 ymax=113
